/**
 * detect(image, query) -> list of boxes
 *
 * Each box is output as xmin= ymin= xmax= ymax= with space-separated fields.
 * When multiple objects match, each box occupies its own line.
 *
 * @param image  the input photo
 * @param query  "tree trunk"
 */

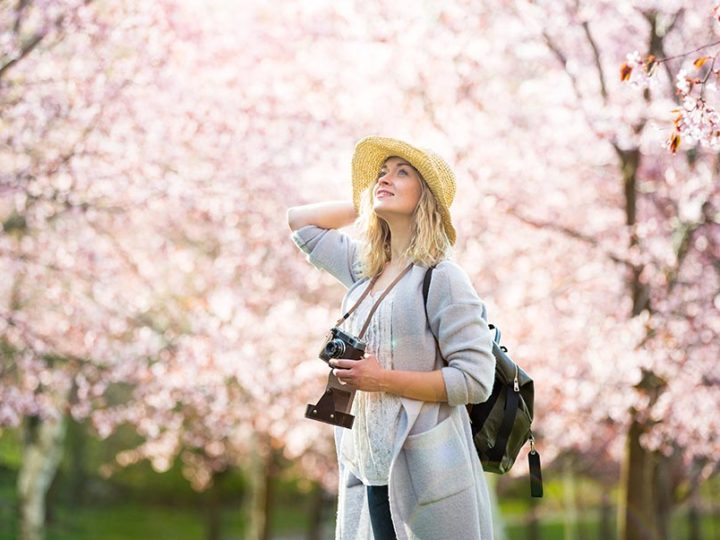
xmin=618 ymin=125 xmax=671 ymax=535
xmin=246 ymin=445 xmax=277 ymax=540
xmin=66 ymin=417 xmax=88 ymax=506
xmin=653 ymin=451 xmax=672 ymax=540
xmin=205 ymin=469 xmax=227 ymax=540
xmin=17 ymin=413 xmax=67 ymax=540
xmin=618 ymin=414 xmax=660 ymax=540
xmin=687 ymin=472 xmax=701 ymax=540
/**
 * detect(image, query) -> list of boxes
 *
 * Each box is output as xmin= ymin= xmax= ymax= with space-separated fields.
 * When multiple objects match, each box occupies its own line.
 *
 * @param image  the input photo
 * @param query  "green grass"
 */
xmin=502 ymin=510 xmax=720 ymax=540
xmin=46 ymin=504 xmax=209 ymax=540
xmin=3 ymin=500 xmax=717 ymax=540
xmin=1 ymin=499 xmax=718 ymax=540
xmin=1 ymin=500 xmax=317 ymax=540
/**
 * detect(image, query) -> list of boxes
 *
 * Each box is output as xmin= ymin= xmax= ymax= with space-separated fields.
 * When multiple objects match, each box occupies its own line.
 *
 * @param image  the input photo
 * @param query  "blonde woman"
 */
xmin=287 ymin=136 xmax=496 ymax=539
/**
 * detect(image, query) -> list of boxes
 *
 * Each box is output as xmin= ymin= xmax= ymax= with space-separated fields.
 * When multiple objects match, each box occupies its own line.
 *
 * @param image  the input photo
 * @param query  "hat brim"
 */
xmin=351 ymin=136 xmax=456 ymax=245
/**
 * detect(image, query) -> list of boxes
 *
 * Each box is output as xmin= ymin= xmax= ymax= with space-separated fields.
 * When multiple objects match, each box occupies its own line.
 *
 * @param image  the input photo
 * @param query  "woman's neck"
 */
xmin=382 ymin=216 xmax=414 ymax=264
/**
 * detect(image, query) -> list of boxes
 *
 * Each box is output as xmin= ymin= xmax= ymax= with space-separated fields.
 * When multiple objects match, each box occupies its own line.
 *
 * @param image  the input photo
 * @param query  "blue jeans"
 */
xmin=366 ymin=485 xmax=397 ymax=540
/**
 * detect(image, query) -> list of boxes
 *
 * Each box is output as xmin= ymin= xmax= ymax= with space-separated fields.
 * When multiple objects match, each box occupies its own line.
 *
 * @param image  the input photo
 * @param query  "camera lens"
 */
xmin=324 ymin=339 xmax=346 ymax=358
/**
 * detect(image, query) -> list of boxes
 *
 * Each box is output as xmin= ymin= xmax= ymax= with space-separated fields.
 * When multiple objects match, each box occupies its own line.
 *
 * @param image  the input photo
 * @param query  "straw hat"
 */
xmin=351 ymin=136 xmax=457 ymax=245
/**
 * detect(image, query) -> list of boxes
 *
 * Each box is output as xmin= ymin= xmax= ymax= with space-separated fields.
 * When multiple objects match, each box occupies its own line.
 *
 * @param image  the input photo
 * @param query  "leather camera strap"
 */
xmin=333 ymin=275 xmax=381 ymax=327
xmin=334 ymin=262 xmax=414 ymax=339
xmin=357 ymin=262 xmax=413 ymax=339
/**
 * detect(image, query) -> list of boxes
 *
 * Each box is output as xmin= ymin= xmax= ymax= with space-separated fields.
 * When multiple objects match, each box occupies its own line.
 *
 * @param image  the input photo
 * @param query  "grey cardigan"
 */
xmin=291 ymin=225 xmax=496 ymax=540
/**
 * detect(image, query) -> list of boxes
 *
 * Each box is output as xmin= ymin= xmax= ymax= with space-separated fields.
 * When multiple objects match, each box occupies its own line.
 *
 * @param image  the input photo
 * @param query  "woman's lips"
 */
xmin=376 ymin=191 xmax=394 ymax=198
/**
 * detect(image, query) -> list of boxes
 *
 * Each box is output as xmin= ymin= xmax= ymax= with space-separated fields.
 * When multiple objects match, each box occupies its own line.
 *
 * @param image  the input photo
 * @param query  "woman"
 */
xmin=287 ymin=136 xmax=496 ymax=539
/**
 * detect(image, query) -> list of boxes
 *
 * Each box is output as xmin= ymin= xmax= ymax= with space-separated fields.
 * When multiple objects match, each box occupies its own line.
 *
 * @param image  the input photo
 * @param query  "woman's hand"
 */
xmin=329 ymin=353 xmax=387 ymax=392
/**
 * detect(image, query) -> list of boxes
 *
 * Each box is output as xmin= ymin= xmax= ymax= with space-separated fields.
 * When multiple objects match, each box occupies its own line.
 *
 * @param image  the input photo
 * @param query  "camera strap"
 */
xmin=334 ymin=262 xmax=414 ymax=339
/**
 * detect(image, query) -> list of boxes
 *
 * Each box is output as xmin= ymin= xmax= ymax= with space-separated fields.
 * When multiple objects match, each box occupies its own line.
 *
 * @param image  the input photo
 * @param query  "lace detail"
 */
xmin=340 ymin=282 xmax=402 ymax=486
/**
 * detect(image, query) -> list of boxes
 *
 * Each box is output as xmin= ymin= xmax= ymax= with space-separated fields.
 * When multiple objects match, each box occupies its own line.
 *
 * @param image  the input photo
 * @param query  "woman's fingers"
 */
xmin=330 ymin=358 xmax=362 ymax=369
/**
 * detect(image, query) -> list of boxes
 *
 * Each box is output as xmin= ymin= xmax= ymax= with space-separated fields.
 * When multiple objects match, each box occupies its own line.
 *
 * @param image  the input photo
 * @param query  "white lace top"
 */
xmin=339 ymin=281 xmax=403 ymax=486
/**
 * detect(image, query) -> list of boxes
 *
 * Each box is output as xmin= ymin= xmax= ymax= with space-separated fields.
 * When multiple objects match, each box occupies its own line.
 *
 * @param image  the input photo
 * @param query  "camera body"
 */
xmin=319 ymin=327 xmax=366 ymax=363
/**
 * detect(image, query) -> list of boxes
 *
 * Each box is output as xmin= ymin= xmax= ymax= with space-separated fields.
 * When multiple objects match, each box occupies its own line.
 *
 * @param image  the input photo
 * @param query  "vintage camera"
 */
xmin=306 ymin=327 xmax=367 ymax=429
xmin=319 ymin=327 xmax=366 ymax=363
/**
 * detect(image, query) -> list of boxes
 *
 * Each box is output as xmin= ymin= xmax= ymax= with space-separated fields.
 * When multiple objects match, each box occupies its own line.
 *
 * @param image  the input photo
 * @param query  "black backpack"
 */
xmin=423 ymin=266 xmax=543 ymax=497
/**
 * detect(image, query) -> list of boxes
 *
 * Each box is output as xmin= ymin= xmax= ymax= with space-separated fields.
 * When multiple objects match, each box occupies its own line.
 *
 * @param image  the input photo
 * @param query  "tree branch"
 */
xmin=0 ymin=29 xmax=47 ymax=80
xmin=580 ymin=20 xmax=608 ymax=102
xmin=13 ymin=0 xmax=32 ymax=35
xmin=1 ymin=0 xmax=97 ymax=80
xmin=502 ymin=204 xmax=635 ymax=270
xmin=665 ymin=220 xmax=701 ymax=295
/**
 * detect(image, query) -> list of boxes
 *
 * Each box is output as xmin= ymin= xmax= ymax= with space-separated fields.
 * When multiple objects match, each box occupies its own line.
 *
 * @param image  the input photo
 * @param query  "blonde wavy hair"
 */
xmin=354 ymin=159 xmax=454 ymax=279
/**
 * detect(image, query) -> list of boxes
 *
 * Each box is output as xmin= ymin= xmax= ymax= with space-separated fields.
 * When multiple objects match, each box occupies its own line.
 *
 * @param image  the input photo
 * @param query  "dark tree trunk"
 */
xmin=618 ymin=414 xmax=671 ymax=540
xmin=687 ymin=471 xmax=701 ymax=540
xmin=653 ymin=453 xmax=672 ymax=540
xmin=615 ymin=117 xmax=667 ymax=540
xmin=66 ymin=417 xmax=88 ymax=506
xmin=618 ymin=415 xmax=651 ymax=540
xmin=205 ymin=469 xmax=228 ymax=540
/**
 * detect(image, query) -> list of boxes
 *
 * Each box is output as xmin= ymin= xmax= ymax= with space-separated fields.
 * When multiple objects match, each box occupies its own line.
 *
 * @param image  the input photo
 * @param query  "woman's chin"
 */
xmin=375 ymin=206 xmax=411 ymax=223
xmin=373 ymin=200 xmax=394 ymax=213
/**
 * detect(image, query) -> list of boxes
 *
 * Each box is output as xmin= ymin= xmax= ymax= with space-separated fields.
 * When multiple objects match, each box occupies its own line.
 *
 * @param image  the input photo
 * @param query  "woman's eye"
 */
xmin=399 ymin=169 xmax=407 ymax=175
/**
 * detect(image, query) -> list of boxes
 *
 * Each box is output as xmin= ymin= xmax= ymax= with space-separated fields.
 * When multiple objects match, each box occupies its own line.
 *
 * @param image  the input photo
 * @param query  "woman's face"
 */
xmin=372 ymin=156 xmax=423 ymax=218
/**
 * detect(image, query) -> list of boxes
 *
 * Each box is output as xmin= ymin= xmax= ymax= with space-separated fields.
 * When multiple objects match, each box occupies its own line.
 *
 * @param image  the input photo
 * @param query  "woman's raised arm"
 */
xmin=287 ymin=200 xmax=358 ymax=231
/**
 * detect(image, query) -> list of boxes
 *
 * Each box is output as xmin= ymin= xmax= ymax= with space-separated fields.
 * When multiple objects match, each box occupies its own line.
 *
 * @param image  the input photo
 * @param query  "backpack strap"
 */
xmin=486 ymin=384 xmax=519 ymax=462
xmin=422 ymin=266 xmax=439 ymax=360
xmin=423 ymin=266 xmax=461 ymax=373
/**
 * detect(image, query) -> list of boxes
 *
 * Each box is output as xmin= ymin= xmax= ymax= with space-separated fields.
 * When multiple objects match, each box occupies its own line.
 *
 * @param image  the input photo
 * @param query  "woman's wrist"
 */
xmin=378 ymin=367 xmax=393 ymax=393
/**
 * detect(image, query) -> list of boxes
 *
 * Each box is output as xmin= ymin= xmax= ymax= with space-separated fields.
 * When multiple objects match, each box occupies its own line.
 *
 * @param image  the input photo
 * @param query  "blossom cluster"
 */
xmin=621 ymin=51 xmax=720 ymax=153
xmin=670 ymin=67 xmax=720 ymax=153
xmin=621 ymin=3 xmax=720 ymax=153
xmin=619 ymin=50 xmax=657 ymax=90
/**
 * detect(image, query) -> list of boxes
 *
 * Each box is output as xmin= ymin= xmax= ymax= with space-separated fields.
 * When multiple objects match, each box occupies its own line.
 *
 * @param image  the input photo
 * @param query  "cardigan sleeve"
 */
xmin=426 ymin=260 xmax=496 ymax=406
xmin=290 ymin=224 xmax=364 ymax=289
